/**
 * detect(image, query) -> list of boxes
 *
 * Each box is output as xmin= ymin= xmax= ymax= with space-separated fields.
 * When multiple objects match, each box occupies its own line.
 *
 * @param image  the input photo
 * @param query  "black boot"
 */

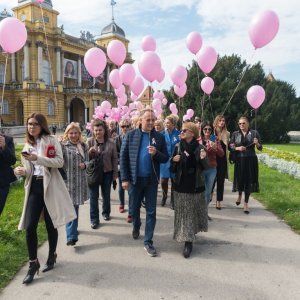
xmin=161 ymin=196 xmax=167 ymax=207
xmin=42 ymin=252 xmax=57 ymax=273
xmin=170 ymin=198 xmax=174 ymax=210
xmin=183 ymin=242 xmax=193 ymax=258
xmin=22 ymin=259 xmax=40 ymax=284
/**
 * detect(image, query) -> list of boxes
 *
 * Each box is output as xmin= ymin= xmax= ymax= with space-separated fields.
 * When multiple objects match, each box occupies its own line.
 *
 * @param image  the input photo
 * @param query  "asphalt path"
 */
xmin=1 ymin=178 xmax=300 ymax=299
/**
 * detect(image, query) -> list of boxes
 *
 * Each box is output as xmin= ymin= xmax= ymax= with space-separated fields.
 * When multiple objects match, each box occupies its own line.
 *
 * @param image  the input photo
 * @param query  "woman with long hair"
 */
xmin=61 ymin=122 xmax=89 ymax=246
xmin=88 ymin=119 xmax=118 ymax=228
xmin=14 ymin=113 xmax=76 ymax=284
xmin=229 ymin=116 xmax=262 ymax=213
xmin=170 ymin=122 xmax=208 ymax=258
xmin=213 ymin=115 xmax=230 ymax=209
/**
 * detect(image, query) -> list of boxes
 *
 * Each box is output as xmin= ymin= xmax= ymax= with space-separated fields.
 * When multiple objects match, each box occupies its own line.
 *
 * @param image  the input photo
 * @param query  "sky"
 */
xmin=1 ymin=0 xmax=300 ymax=97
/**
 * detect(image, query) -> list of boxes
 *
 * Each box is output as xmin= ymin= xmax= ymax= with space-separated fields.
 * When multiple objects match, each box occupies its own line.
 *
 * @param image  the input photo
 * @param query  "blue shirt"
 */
xmin=137 ymin=132 xmax=152 ymax=177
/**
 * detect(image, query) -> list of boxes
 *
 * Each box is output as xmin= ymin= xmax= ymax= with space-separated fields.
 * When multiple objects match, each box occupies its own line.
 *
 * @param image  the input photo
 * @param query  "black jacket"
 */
xmin=0 ymin=135 xmax=17 ymax=187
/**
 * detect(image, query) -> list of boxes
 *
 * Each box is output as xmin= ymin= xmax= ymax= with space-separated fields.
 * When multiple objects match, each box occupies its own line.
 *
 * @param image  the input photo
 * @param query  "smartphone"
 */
xmin=209 ymin=134 xmax=216 ymax=142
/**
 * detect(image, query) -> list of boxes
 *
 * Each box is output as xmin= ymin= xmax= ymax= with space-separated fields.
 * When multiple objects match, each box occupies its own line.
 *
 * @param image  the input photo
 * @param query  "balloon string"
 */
xmin=39 ymin=4 xmax=57 ymax=108
xmin=0 ymin=54 xmax=8 ymax=126
xmin=222 ymin=49 xmax=256 ymax=115
xmin=208 ymin=95 xmax=214 ymax=121
xmin=201 ymin=93 xmax=205 ymax=121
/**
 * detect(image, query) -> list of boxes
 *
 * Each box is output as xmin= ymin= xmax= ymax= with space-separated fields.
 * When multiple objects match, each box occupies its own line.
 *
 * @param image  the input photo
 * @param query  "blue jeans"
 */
xmin=129 ymin=177 xmax=158 ymax=246
xmin=202 ymin=168 xmax=217 ymax=205
xmin=66 ymin=205 xmax=79 ymax=241
xmin=89 ymin=171 xmax=113 ymax=224
xmin=0 ymin=185 xmax=10 ymax=216
xmin=118 ymin=174 xmax=132 ymax=215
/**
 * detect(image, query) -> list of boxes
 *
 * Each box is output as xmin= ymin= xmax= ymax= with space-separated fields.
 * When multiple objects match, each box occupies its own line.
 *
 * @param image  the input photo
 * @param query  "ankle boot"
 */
xmin=183 ymin=242 xmax=193 ymax=258
xmin=42 ymin=252 xmax=57 ymax=273
xmin=161 ymin=196 xmax=167 ymax=207
xmin=22 ymin=259 xmax=40 ymax=284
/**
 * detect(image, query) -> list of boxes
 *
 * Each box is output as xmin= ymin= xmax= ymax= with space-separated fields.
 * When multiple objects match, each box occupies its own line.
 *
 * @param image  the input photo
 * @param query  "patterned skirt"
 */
xmin=173 ymin=191 xmax=208 ymax=243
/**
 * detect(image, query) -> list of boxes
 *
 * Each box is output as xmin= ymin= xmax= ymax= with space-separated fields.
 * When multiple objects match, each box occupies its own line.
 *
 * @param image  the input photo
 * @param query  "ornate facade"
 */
xmin=0 ymin=0 xmax=132 ymax=127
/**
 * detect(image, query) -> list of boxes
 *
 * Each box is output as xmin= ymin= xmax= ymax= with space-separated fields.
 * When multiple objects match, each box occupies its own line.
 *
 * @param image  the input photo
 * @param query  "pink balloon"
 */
xmin=196 ymin=46 xmax=217 ymax=74
xmin=200 ymin=77 xmax=214 ymax=95
xmin=186 ymin=109 xmax=194 ymax=118
xmin=249 ymin=10 xmax=280 ymax=49
xmin=152 ymin=98 xmax=162 ymax=110
xmin=170 ymin=65 xmax=188 ymax=87
xmin=141 ymin=35 xmax=156 ymax=51
xmin=109 ymin=69 xmax=122 ymax=89
xmin=130 ymin=76 xmax=144 ymax=96
xmin=153 ymin=90 xmax=164 ymax=100
xmin=247 ymin=85 xmax=266 ymax=109
xmin=162 ymin=98 xmax=168 ymax=106
xmin=84 ymin=47 xmax=107 ymax=78
xmin=183 ymin=115 xmax=190 ymax=122
xmin=130 ymin=92 xmax=138 ymax=101
xmin=35 ymin=0 xmax=45 ymax=3
xmin=174 ymin=84 xmax=187 ymax=98
xmin=119 ymin=63 xmax=136 ymax=86
xmin=157 ymin=69 xmax=165 ymax=83
xmin=0 ymin=17 xmax=27 ymax=54
xmin=118 ymin=95 xmax=127 ymax=106
xmin=169 ymin=103 xmax=177 ymax=113
xmin=115 ymin=84 xmax=125 ymax=98
xmin=186 ymin=31 xmax=203 ymax=55
xmin=107 ymin=40 xmax=127 ymax=67
xmin=138 ymin=51 xmax=161 ymax=82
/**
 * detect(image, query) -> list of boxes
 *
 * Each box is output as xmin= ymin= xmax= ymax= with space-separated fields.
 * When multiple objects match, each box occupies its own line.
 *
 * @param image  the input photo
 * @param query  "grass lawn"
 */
xmin=265 ymin=144 xmax=300 ymax=154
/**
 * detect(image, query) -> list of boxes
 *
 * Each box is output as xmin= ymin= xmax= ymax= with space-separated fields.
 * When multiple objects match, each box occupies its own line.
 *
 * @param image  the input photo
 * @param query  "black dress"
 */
xmin=230 ymin=129 xmax=262 ymax=193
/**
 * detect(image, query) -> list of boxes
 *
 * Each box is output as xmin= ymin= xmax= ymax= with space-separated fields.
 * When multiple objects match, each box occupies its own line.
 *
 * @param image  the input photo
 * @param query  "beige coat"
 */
xmin=18 ymin=135 xmax=76 ymax=230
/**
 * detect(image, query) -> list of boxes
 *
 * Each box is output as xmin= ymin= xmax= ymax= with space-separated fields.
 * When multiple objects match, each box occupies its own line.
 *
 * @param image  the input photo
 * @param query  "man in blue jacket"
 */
xmin=120 ymin=109 xmax=169 ymax=257
xmin=0 ymin=134 xmax=17 ymax=216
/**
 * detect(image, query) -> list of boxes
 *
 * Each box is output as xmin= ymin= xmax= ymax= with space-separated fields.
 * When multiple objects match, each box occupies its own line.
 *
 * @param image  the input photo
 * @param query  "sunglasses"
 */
xmin=181 ymin=129 xmax=191 ymax=133
xmin=239 ymin=122 xmax=246 ymax=125
xmin=121 ymin=125 xmax=130 ymax=128
xmin=203 ymin=128 xmax=212 ymax=131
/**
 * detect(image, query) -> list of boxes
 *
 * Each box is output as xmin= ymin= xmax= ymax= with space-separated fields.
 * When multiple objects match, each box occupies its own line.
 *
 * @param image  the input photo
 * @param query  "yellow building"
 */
xmin=0 ymin=0 xmax=132 ymax=127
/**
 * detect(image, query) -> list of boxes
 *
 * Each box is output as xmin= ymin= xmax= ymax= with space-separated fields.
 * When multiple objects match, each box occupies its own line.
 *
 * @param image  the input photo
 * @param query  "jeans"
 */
xmin=118 ymin=174 xmax=132 ymax=215
xmin=66 ymin=205 xmax=79 ymax=242
xmin=202 ymin=167 xmax=217 ymax=206
xmin=0 ymin=185 xmax=10 ymax=216
xmin=89 ymin=171 xmax=113 ymax=224
xmin=129 ymin=177 xmax=158 ymax=246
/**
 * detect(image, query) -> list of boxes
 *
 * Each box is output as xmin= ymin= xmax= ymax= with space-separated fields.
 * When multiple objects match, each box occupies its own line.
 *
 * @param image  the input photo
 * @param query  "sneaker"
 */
xmin=127 ymin=215 xmax=133 ymax=223
xmin=144 ymin=244 xmax=157 ymax=257
xmin=66 ymin=239 xmax=77 ymax=246
xmin=103 ymin=215 xmax=110 ymax=221
xmin=141 ymin=199 xmax=146 ymax=208
xmin=132 ymin=228 xmax=140 ymax=240
xmin=119 ymin=205 xmax=125 ymax=213
xmin=91 ymin=223 xmax=99 ymax=229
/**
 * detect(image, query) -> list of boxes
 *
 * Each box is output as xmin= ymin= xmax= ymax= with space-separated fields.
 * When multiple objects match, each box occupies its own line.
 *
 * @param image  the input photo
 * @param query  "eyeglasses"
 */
xmin=121 ymin=125 xmax=130 ymax=128
xmin=203 ymin=128 xmax=212 ymax=131
xmin=27 ymin=122 xmax=40 ymax=127
xmin=181 ymin=129 xmax=190 ymax=133
xmin=239 ymin=122 xmax=246 ymax=125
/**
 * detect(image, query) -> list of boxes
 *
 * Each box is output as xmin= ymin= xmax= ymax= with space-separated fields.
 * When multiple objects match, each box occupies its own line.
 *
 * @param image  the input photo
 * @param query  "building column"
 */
xmin=24 ymin=42 xmax=30 ymax=80
xmin=11 ymin=53 xmax=16 ymax=82
xmin=77 ymin=56 xmax=82 ymax=87
xmin=106 ymin=64 xmax=110 ymax=91
xmin=36 ymin=41 xmax=43 ymax=80
xmin=55 ymin=47 xmax=61 ymax=83
xmin=67 ymin=107 xmax=71 ymax=123
xmin=84 ymin=107 xmax=88 ymax=123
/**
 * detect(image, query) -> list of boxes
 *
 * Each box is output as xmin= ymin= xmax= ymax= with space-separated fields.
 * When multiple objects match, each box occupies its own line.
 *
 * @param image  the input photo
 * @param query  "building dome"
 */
xmin=101 ymin=20 xmax=125 ymax=38
xmin=0 ymin=9 xmax=12 ymax=21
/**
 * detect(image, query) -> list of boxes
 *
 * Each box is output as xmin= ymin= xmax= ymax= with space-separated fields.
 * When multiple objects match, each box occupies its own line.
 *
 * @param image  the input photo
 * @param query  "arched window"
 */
xmin=0 ymin=63 xmax=5 ymax=84
xmin=42 ymin=60 xmax=51 ymax=85
xmin=1 ymin=99 xmax=9 ymax=115
xmin=48 ymin=100 xmax=55 ymax=116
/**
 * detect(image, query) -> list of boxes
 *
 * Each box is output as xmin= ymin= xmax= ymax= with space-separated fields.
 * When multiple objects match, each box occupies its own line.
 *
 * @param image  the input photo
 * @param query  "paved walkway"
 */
xmin=1 ymin=179 xmax=300 ymax=299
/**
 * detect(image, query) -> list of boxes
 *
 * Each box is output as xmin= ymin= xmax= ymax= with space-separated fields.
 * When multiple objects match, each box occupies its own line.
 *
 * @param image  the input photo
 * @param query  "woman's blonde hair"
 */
xmin=62 ymin=122 xmax=84 ymax=143
xmin=213 ymin=115 xmax=228 ymax=133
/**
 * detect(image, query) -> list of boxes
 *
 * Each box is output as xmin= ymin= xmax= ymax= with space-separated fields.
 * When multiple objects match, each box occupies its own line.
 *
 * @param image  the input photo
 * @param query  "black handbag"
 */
xmin=86 ymin=155 xmax=104 ymax=187
xmin=229 ymin=151 xmax=236 ymax=164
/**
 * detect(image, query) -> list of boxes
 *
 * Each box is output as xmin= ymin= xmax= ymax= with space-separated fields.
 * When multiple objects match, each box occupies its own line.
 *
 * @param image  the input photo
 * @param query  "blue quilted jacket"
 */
xmin=120 ymin=128 xmax=169 ymax=185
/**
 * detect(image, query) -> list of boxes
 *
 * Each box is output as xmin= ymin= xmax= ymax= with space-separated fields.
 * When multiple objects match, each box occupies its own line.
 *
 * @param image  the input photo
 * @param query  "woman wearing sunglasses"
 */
xmin=229 ymin=116 xmax=262 ymax=214
xmin=170 ymin=122 xmax=208 ymax=258
xmin=200 ymin=121 xmax=224 ymax=219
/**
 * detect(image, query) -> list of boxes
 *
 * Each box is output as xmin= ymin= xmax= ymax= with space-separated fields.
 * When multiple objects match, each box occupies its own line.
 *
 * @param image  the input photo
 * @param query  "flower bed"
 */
xmin=257 ymin=147 xmax=300 ymax=179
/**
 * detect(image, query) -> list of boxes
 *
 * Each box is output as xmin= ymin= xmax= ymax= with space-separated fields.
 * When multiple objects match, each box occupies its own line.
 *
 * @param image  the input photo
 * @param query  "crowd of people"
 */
xmin=0 ymin=109 xmax=263 ymax=284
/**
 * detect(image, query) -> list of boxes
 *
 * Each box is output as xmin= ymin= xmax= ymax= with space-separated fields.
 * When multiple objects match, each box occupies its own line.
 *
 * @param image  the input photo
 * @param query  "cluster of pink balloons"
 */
xmin=182 ymin=108 xmax=194 ymax=121
xmin=169 ymin=103 xmax=178 ymax=115
xmin=248 ymin=10 xmax=279 ymax=49
xmin=0 ymin=17 xmax=27 ymax=54
xmin=247 ymin=85 xmax=266 ymax=109
xmin=171 ymin=65 xmax=188 ymax=98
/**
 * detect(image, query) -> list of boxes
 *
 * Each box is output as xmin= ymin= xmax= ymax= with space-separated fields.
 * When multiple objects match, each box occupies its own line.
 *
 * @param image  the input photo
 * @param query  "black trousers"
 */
xmin=25 ymin=177 xmax=58 ymax=260
xmin=0 ymin=185 xmax=10 ymax=216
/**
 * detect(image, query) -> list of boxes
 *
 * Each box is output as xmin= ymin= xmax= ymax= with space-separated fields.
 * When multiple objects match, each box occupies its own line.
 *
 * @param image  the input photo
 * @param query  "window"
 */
xmin=1 ymin=99 xmax=9 ymax=115
xmin=42 ymin=60 xmax=51 ymax=85
xmin=0 ymin=63 xmax=5 ymax=84
xmin=48 ymin=100 xmax=55 ymax=116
